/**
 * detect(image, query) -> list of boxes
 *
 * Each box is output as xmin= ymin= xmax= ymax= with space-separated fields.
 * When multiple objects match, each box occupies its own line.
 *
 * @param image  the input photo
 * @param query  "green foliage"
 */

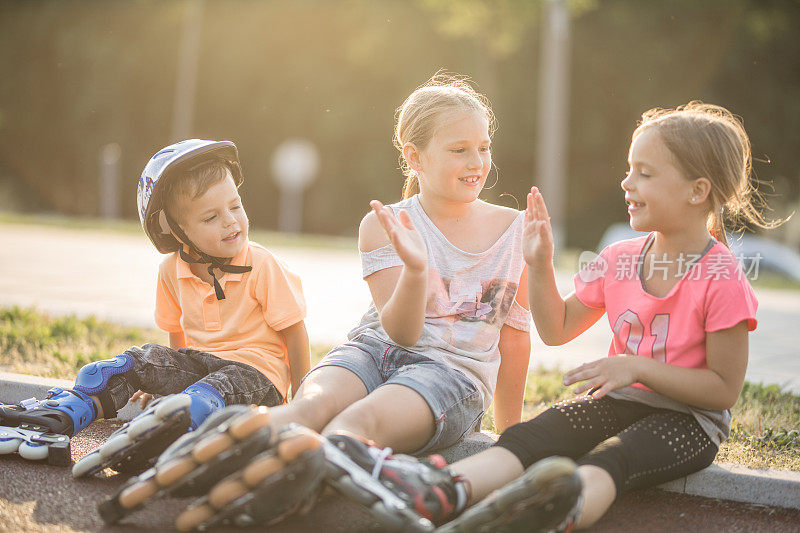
xmin=721 ymin=381 xmax=800 ymax=469
xmin=417 ymin=0 xmax=597 ymax=57
xmin=730 ymin=426 xmax=800 ymax=451
xmin=1 ymin=0 xmax=798 ymax=248
xmin=733 ymin=381 xmax=800 ymax=431
xmin=0 ymin=305 xmax=164 ymax=378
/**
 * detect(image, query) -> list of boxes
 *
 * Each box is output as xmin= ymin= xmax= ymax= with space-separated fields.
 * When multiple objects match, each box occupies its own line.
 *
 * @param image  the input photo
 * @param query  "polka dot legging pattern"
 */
xmin=494 ymin=396 xmax=718 ymax=494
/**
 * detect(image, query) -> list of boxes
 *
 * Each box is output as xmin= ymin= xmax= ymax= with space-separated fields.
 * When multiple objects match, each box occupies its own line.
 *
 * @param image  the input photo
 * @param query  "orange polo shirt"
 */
xmin=154 ymin=242 xmax=306 ymax=400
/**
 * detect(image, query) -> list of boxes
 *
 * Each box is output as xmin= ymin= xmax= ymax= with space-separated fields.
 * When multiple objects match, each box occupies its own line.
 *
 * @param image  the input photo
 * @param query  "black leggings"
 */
xmin=495 ymin=396 xmax=718 ymax=494
xmin=102 ymin=343 xmax=283 ymax=415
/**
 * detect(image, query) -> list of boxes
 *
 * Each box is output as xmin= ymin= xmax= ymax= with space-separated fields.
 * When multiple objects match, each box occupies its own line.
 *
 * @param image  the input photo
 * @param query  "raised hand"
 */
xmin=370 ymin=200 xmax=428 ymax=273
xmin=523 ymin=186 xmax=555 ymax=267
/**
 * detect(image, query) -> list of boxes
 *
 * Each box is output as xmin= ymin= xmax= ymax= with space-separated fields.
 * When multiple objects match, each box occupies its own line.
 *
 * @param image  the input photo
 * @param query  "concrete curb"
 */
xmin=2 ymin=371 xmax=799 ymax=511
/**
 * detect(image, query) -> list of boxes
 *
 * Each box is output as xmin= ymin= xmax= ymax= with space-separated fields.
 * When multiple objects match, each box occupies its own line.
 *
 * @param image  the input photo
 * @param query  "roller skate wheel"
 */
xmin=127 ymin=413 xmax=161 ymax=439
xmin=101 ymin=434 xmax=133 ymax=458
xmin=191 ymin=433 xmax=235 ymax=463
xmin=208 ymin=478 xmax=249 ymax=508
xmin=155 ymin=456 xmax=196 ymax=486
xmin=228 ymin=407 xmax=270 ymax=440
xmin=241 ymin=455 xmax=283 ymax=486
xmin=0 ymin=437 xmax=23 ymax=455
xmin=118 ymin=478 xmax=159 ymax=509
xmin=528 ymin=456 xmax=577 ymax=488
xmin=18 ymin=441 xmax=49 ymax=461
xmin=176 ymin=503 xmax=214 ymax=532
xmin=277 ymin=432 xmax=322 ymax=462
xmin=72 ymin=451 xmax=103 ymax=477
xmin=155 ymin=394 xmax=192 ymax=420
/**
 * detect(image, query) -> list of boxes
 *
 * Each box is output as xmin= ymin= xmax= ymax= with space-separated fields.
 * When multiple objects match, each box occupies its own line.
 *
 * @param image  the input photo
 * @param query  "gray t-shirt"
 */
xmin=349 ymin=195 xmax=531 ymax=409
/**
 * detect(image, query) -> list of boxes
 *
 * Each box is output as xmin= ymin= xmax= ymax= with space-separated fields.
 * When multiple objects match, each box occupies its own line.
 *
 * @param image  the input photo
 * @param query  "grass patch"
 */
xmin=717 ymin=382 xmax=800 ymax=470
xmin=2 ymin=306 xmax=798 ymax=471
xmin=0 ymin=305 xmax=166 ymax=379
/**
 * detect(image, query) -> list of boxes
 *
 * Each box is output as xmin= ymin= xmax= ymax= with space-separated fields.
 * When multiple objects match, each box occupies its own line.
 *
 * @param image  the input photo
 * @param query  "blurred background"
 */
xmin=0 ymin=0 xmax=798 ymax=251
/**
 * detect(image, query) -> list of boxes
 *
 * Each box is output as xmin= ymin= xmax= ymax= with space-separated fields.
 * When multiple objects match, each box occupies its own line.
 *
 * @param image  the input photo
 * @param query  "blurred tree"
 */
xmin=0 ymin=0 xmax=797 ymax=249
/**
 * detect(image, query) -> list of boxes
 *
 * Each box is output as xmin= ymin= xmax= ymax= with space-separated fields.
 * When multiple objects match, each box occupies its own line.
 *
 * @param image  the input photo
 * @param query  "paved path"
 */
xmin=1 ymin=223 xmax=799 ymax=393
xmin=2 ymin=423 xmax=799 ymax=532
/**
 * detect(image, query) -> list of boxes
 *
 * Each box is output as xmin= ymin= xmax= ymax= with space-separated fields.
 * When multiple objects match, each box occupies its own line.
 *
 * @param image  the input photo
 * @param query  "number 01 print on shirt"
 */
xmin=612 ymin=310 xmax=670 ymax=362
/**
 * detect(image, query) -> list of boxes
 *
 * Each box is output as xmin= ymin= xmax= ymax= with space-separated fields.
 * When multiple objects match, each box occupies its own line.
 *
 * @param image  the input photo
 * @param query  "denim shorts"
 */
xmin=308 ymin=333 xmax=484 ymax=454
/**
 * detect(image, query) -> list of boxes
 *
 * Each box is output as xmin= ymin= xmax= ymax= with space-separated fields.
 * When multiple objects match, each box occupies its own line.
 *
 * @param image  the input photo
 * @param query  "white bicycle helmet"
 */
xmin=137 ymin=139 xmax=242 ymax=254
xmin=137 ymin=139 xmax=250 ymax=300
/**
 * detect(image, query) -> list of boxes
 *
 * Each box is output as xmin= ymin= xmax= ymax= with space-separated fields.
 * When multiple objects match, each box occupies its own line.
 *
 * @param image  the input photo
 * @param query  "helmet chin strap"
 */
xmin=164 ymin=212 xmax=251 ymax=300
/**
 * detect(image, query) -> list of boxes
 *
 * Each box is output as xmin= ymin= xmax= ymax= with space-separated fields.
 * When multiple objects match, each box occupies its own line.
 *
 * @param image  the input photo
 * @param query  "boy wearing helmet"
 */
xmin=0 ymin=140 xmax=310 ymax=479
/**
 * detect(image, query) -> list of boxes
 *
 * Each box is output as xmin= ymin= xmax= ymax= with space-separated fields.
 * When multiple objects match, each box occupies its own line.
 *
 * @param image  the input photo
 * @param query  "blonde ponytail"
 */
xmin=402 ymin=172 xmax=420 ymax=200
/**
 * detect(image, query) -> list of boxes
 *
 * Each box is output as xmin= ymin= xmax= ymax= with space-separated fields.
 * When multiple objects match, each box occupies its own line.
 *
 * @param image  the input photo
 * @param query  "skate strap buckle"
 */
xmin=46 ymin=387 xmax=65 ymax=398
xmin=19 ymin=397 xmax=40 ymax=410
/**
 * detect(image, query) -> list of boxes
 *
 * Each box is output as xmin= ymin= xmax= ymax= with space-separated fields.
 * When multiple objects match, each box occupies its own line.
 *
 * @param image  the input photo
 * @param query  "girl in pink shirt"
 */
xmin=426 ymin=101 xmax=778 ymax=532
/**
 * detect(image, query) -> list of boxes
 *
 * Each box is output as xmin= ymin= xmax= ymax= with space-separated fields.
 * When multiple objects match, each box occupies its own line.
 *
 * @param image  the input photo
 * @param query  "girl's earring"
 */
xmin=483 ymin=164 xmax=499 ymax=191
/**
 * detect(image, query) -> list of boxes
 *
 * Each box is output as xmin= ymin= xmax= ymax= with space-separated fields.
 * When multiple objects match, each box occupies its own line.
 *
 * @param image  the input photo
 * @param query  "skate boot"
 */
xmin=323 ymin=434 xmax=467 ymax=532
xmin=98 ymin=405 xmax=326 ymax=530
xmin=72 ymin=382 xmax=224 ymax=478
xmin=436 ymin=457 xmax=582 ymax=533
xmin=0 ymin=387 xmax=97 ymax=466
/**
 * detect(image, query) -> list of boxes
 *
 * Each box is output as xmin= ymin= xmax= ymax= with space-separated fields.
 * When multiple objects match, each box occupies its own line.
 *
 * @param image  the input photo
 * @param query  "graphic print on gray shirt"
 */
xmin=348 ymin=195 xmax=531 ymax=409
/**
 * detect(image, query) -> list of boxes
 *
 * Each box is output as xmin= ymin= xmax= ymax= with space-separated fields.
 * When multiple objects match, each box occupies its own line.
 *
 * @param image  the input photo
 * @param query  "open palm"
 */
xmin=371 ymin=200 xmax=428 ymax=273
xmin=523 ymin=186 xmax=555 ymax=266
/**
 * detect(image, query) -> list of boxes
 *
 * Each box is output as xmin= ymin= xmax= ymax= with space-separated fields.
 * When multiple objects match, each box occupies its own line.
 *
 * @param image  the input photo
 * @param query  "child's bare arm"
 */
xmin=493 ymin=324 xmax=531 ymax=432
xmin=530 ymin=275 xmax=605 ymax=345
xmin=564 ymin=321 xmax=749 ymax=410
xmin=524 ymin=187 xmax=604 ymax=344
xmin=360 ymin=203 xmax=428 ymax=346
xmin=493 ymin=266 xmax=532 ymax=432
xmin=281 ymin=320 xmax=310 ymax=400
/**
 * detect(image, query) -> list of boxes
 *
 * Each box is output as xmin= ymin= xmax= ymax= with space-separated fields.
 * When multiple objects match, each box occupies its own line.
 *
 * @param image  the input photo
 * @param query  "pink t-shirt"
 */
xmin=574 ymin=234 xmax=757 ymax=394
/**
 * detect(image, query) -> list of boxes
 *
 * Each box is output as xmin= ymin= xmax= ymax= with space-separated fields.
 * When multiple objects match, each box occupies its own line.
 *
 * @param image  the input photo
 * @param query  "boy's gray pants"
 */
xmin=103 ymin=343 xmax=283 ymax=414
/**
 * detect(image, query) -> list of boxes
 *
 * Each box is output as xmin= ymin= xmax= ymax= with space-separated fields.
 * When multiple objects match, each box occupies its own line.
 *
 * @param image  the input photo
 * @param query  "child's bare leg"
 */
xmin=321 ymin=384 xmax=435 ymax=452
xmin=575 ymin=465 xmax=615 ymax=529
xmin=449 ymin=446 xmax=525 ymax=503
xmin=268 ymin=366 xmax=368 ymax=432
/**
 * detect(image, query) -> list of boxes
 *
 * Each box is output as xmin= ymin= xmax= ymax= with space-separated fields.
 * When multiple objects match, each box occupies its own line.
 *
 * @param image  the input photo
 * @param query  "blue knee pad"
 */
xmin=73 ymin=354 xmax=134 ymax=396
xmin=183 ymin=382 xmax=225 ymax=430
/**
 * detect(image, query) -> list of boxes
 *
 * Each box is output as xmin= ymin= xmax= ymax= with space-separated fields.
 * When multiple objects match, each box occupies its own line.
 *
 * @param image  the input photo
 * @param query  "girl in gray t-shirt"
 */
xmin=300 ymin=75 xmax=532 ymax=456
